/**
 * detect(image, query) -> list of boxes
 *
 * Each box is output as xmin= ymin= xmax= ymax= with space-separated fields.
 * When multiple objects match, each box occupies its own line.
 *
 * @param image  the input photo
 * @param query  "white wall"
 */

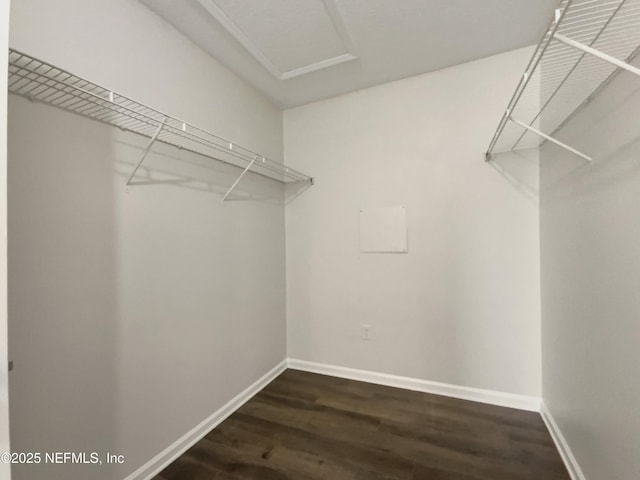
xmin=540 ymin=58 xmax=640 ymax=479
xmin=8 ymin=0 xmax=286 ymax=479
xmin=284 ymin=47 xmax=542 ymax=397
xmin=1 ymin=1 xmax=12 ymax=479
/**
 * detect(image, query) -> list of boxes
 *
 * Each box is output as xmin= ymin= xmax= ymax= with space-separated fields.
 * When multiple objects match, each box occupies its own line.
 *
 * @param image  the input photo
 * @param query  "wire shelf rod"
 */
xmin=8 ymin=70 xmax=162 ymax=131
xmin=549 ymin=43 xmax=640 ymax=136
xmin=485 ymin=0 xmax=640 ymax=161
xmin=538 ymin=61 xmax=634 ymax=87
xmin=14 ymin=69 xmax=307 ymax=182
xmin=565 ymin=0 xmax=621 ymax=11
xmin=553 ymin=32 xmax=640 ymax=76
xmin=7 ymin=49 xmax=312 ymax=185
xmin=485 ymin=0 xmax=575 ymax=158
xmin=541 ymin=23 xmax=640 ymax=61
xmin=562 ymin=5 xmax=638 ymax=27
xmin=562 ymin=0 xmax=623 ymax=17
xmin=511 ymin=0 xmax=628 ymax=149
xmin=509 ymin=117 xmax=593 ymax=162
xmin=561 ymin=7 xmax=624 ymax=25
xmin=560 ymin=21 xmax=640 ymax=43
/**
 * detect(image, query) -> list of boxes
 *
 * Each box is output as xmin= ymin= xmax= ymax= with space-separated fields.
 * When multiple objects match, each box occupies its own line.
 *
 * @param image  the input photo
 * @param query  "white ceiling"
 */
xmin=140 ymin=0 xmax=559 ymax=108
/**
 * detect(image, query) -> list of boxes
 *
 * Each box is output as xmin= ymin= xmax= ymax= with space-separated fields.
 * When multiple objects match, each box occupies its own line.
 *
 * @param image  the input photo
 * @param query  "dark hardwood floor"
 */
xmin=153 ymin=370 xmax=570 ymax=480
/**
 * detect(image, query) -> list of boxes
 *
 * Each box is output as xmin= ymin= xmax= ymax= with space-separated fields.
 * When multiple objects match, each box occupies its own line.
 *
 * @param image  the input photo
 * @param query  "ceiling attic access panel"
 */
xmin=138 ymin=0 xmax=559 ymax=107
xmin=194 ymin=0 xmax=357 ymax=79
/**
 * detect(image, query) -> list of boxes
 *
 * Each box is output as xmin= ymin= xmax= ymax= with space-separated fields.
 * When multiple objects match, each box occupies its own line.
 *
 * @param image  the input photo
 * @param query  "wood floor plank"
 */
xmin=153 ymin=370 xmax=570 ymax=480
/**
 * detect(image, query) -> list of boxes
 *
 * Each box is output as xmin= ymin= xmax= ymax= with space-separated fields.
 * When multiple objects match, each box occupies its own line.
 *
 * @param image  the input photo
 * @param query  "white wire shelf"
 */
xmin=486 ymin=0 xmax=640 ymax=162
xmin=7 ymin=49 xmax=313 ymax=195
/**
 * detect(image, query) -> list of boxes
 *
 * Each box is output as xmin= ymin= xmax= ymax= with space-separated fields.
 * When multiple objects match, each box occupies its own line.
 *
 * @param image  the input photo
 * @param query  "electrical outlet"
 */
xmin=362 ymin=324 xmax=372 ymax=341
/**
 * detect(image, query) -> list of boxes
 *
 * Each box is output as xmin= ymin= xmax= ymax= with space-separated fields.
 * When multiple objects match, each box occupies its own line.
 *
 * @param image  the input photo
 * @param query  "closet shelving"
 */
xmin=485 ymin=0 xmax=640 ymax=162
xmin=7 ymin=49 xmax=313 ymax=200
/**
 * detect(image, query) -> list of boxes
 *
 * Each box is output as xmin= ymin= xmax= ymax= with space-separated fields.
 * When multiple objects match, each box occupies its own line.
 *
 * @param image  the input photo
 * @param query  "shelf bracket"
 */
xmin=509 ymin=117 xmax=592 ymax=162
xmin=222 ymin=156 xmax=258 ymax=203
xmin=126 ymin=118 xmax=166 ymax=185
xmin=553 ymin=33 xmax=640 ymax=79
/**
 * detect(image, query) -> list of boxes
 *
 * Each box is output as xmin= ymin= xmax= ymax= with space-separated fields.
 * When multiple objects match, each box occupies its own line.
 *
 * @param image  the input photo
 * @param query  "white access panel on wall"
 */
xmin=359 ymin=206 xmax=407 ymax=253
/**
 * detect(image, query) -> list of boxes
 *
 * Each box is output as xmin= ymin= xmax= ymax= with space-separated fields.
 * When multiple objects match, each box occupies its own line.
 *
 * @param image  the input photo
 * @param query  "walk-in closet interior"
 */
xmin=0 ymin=0 xmax=638 ymax=479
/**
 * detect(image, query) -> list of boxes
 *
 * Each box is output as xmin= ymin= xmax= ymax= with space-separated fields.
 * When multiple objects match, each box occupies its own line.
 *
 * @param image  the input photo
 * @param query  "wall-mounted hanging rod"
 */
xmin=485 ymin=0 xmax=640 ymax=163
xmin=7 ymin=49 xmax=314 ymax=191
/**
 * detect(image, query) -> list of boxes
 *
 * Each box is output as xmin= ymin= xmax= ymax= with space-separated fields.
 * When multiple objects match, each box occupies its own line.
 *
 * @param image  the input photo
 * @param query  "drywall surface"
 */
xmin=8 ymin=0 xmax=286 ymax=478
xmin=540 ymin=59 xmax=640 ymax=479
xmin=284 ymin=47 xmax=542 ymax=397
xmin=0 ymin=1 xmax=12 ymax=479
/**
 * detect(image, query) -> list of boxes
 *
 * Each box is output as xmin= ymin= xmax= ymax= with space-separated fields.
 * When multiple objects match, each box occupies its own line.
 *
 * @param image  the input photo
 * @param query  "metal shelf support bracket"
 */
xmin=222 ymin=156 xmax=258 ymax=203
xmin=126 ymin=119 xmax=166 ymax=185
xmin=553 ymin=33 xmax=640 ymax=79
xmin=509 ymin=117 xmax=592 ymax=162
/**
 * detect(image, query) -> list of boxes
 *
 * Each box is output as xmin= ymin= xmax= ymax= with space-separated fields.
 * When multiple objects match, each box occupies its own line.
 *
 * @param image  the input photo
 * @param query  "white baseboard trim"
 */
xmin=540 ymin=401 xmax=586 ymax=480
xmin=122 ymin=359 xmax=287 ymax=480
xmin=122 ymin=358 xmax=544 ymax=480
xmin=287 ymin=358 xmax=541 ymax=412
